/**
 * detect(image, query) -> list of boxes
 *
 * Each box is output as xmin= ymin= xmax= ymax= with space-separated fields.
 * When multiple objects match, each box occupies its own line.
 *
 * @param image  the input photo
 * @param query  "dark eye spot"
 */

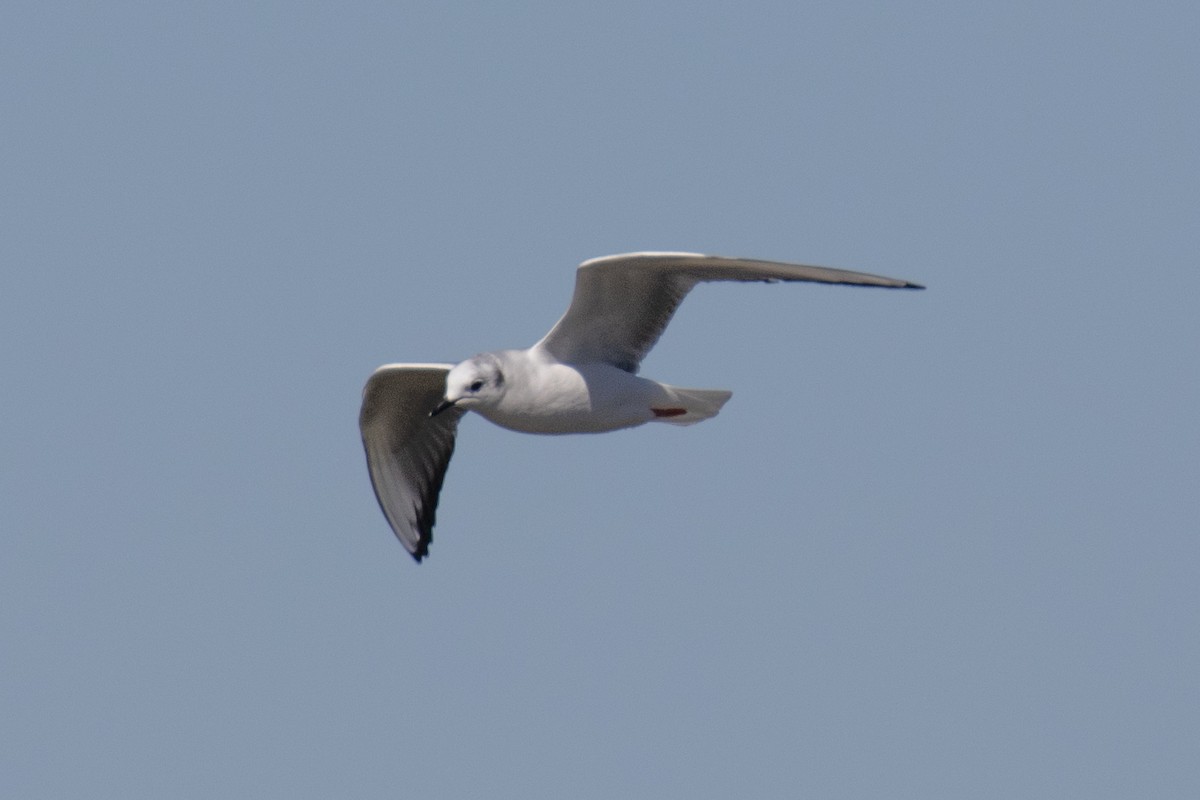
xmin=469 ymin=380 xmax=484 ymax=392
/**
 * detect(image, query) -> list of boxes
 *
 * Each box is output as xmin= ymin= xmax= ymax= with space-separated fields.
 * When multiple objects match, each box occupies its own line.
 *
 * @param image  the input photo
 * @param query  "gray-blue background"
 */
xmin=3 ymin=2 xmax=1197 ymax=797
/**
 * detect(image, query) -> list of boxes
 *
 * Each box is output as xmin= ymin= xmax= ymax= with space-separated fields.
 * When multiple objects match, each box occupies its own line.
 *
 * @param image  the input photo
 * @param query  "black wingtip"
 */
xmin=409 ymin=535 xmax=431 ymax=563
xmin=904 ymin=281 xmax=926 ymax=290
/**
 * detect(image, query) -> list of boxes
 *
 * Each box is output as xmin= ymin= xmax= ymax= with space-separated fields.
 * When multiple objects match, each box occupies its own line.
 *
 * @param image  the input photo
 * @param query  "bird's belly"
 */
xmin=477 ymin=403 xmax=648 ymax=435
xmin=477 ymin=363 xmax=658 ymax=435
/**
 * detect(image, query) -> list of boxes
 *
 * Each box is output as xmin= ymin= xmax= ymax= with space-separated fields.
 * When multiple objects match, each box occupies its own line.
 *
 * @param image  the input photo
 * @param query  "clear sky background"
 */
xmin=3 ymin=2 xmax=1197 ymax=797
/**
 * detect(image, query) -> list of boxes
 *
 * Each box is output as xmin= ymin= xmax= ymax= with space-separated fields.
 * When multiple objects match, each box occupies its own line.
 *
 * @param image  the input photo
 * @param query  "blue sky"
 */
xmin=3 ymin=2 xmax=1197 ymax=797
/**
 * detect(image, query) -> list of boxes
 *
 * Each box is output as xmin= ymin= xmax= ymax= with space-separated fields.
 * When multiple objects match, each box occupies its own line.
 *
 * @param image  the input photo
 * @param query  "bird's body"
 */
xmin=449 ymin=349 xmax=726 ymax=434
xmin=360 ymin=252 xmax=923 ymax=561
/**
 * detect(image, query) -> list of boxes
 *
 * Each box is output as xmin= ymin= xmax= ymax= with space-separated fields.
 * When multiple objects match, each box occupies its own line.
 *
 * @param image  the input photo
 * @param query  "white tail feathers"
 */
xmin=651 ymin=386 xmax=733 ymax=426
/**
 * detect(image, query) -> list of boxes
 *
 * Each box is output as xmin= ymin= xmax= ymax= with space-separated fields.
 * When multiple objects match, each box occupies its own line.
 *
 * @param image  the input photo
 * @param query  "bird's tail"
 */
xmin=651 ymin=386 xmax=733 ymax=426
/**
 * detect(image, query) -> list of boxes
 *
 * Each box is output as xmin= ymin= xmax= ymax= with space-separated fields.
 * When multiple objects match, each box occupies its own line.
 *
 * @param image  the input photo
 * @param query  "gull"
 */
xmin=359 ymin=252 xmax=923 ymax=561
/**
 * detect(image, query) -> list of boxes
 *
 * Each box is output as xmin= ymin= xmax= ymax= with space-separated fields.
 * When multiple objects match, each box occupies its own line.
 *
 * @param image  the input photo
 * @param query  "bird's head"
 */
xmin=432 ymin=354 xmax=506 ymax=416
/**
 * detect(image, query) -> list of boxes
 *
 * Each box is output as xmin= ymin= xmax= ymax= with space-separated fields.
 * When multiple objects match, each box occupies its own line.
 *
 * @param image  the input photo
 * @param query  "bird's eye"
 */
xmin=469 ymin=380 xmax=485 ymax=392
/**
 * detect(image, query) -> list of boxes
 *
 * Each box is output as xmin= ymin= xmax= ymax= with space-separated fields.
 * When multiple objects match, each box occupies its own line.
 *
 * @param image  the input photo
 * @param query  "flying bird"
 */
xmin=359 ymin=252 xmax=923 ymax=561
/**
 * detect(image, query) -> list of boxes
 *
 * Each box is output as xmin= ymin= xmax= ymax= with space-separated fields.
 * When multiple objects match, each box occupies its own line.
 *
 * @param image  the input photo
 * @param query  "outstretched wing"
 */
xmin=359 ymin=363 xmax=464 ymax=562
xmin=534 ymin=252 xmax=923 ymax=373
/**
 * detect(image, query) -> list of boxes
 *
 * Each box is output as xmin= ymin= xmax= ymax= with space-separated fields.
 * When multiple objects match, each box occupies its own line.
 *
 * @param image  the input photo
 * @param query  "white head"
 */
xmin=432 ymin=353 xmax=507 ymax=416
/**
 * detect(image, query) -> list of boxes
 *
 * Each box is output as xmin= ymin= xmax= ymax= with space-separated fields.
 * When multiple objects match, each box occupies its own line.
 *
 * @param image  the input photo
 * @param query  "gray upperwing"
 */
xmin=534 ymin=252 xmax=923 ymax=372
xmin=359 ymin=363 xmax=464 ymax=562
